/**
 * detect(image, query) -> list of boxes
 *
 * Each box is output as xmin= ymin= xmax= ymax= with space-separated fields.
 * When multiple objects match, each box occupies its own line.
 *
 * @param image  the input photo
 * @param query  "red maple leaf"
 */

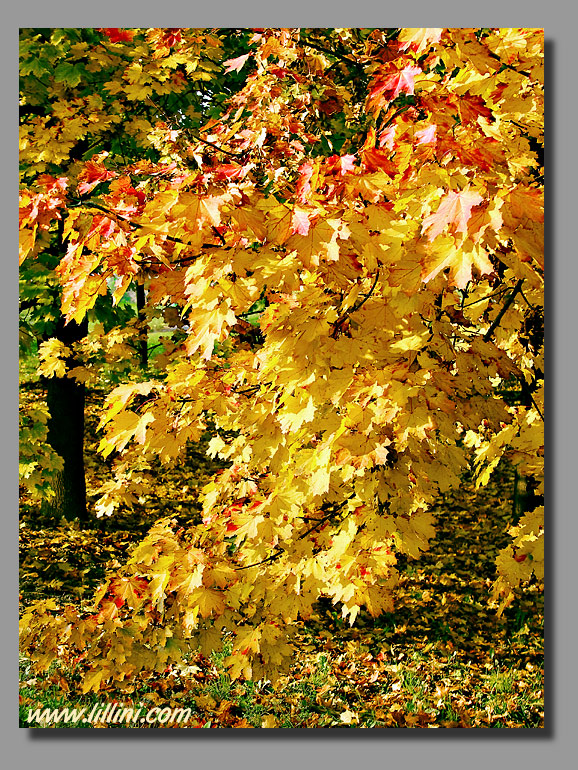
xmin=99 ymin=28 xmax=135 ymax=44
xmin=457 ymin=94 xmax=493 ymax=125
xmin=36 ymin=175 xmax=68 ymax=193
xmin=291 ymin=208 xmax=311 ymax=236
xmin=327 ymin=154 xmax=356 ymax=176
xmin=415 ymin=124 xmax=437 ymax=145
xmin=360 ymin=148 xmax=398 ymax=177
xmin=295 ymin=160 xmax=316 ymax=203
xmin=213 ymin=163 xmax=247 ymax=182
xmin=162 ymin=29 xmax=184 ymax=48
xmin=370 ymin=65 xmax=421 ymax=103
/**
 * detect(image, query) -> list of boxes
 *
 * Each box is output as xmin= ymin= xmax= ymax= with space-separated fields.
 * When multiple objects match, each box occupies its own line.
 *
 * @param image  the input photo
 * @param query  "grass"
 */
xmin=20 ymin=623 xmax=543 ymax=729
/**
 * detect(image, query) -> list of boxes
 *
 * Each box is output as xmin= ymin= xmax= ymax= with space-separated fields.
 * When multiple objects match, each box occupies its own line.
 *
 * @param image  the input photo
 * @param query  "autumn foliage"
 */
xmin=19 ymin=28 xmax=544 ymax=691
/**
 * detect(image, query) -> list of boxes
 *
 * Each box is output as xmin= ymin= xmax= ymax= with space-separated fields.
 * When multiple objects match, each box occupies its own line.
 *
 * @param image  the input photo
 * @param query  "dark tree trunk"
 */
xmin=136 ymin=281 xmax=148 ymax=371
xmin=40 ymin=318 xmax=88 ymax=521
xmin=513 ymin=468 xmax=544 ymax=522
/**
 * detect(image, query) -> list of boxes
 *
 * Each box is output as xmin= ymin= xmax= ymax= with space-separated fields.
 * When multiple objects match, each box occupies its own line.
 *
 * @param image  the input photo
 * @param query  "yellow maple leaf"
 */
xmin=421 ymin=237 xmax=493 ymax=290
xmin=19 ymin=226 xmax=36 ymax=264
xmin=190 ymin=587 xmax=226 ymax=618
xmin=36 ymin=339 xmax=70 ymax=378
xmin=287 ymin=218 xmax=341 ymax=266
xmin=109 ymin=575 xmax=148 ymax=609
xmin=174 ymin=567 xmax=205 ymax=597
xmin=495 ymin=547 xmax=533 ymax=588
xmin=81 ymin=668 xmax=104 ymax=694
xmin=398 ymin=28 xmax=443 ymax=54
xmin=277 ymin=393 xmax=315 ymax=434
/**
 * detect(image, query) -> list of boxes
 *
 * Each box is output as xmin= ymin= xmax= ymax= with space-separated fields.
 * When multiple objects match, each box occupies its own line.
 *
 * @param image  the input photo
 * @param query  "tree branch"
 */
xmin=71 ymin=200 xmax=189 ymax=246
xmin=146 ymin=96 xmax=245 ymax=159
xmin=235 ymin=546 xmax=285 ymax=571
xmin=483 ymin=279 xmax=523 ymax=342
xmin=19 ymin=298 xmax=40 ymax=312
xmin=330 ymin=270 xmax=380 ymax=338
xmin=300 ymin=37 xmax=362 ymax=67
xmin=69 ymin=200 xmax=226 ymax=266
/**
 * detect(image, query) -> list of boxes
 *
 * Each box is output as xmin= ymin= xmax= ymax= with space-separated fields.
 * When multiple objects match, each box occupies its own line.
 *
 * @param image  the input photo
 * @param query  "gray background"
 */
xmin=6 ymin=2 xmax=573 ymax=768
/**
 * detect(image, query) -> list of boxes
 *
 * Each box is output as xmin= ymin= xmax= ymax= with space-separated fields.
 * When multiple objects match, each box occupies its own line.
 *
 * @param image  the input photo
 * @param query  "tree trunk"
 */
xmin=40 ymin=318 xmax=88 ymax=522
xmin=136 ymin=280 xmax=148 ymax=371
xmin=513 ymin=468 xmax=544 ymax=523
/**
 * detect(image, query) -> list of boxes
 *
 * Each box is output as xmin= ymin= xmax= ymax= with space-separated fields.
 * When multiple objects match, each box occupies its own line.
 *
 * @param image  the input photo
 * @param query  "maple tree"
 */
xmin=20 ymin=28 xmax=544 ymax=690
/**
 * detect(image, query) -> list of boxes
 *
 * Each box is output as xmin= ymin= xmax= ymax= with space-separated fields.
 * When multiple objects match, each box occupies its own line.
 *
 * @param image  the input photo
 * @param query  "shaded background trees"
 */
xmin=19 ymin=27 xmax=252 ymax=520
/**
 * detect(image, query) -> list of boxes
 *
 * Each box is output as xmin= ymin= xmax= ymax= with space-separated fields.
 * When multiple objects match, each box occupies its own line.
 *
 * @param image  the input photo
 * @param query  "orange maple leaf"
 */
xmin=421 ymin=188 xmax=483 ymax=242
xmin=77 ymin=161 xmax=118 ymax=196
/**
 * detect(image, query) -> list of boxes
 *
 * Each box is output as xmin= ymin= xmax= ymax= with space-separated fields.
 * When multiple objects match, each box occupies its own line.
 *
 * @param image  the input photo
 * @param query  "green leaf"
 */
xmin=53 ymin=62 xmax=84 ymax=87
xmin=21 ymin=58 xmax=51 ymax=79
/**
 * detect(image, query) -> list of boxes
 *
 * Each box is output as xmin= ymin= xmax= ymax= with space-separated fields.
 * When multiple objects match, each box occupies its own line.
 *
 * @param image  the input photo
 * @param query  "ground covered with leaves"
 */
xmin=19 ymin=383 xmax=544 ymax=728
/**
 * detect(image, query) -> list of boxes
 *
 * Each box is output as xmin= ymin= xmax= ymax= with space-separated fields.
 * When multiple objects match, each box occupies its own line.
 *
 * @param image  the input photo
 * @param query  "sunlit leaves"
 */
xmin=420 ymin=237 xmax=494 ymax=289
xmin=36 ymin=339 xmax=71 ymax=378
xmin=19 ymin=27 xmax=543 ymax=688
xmin=421 ymin=188 xmax=484 ymax=243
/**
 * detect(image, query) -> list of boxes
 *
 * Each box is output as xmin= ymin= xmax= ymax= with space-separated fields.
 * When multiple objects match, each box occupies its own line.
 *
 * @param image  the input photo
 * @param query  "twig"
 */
xmin=380 ymin=106 xmax=411 ymax=131
xmin=146 ymin=96 xmax=245 ymax=159
xmin=487 ymin=51 xmax=532 ymax=79
xmin=297 ymin=512 xmax=335 ymax=540
xmin=519 ymin=376 xmax=545 ymax=421
xmin=330 ymin=270 xmax=380 ymax=337
xmin=462 ymin=287 xmax=509 ymax=308
xmin=69 ymin=200 xmax=225 ymax=266
xmin=350 ymin=270 xmax=381 ymax=314
xmin=297 ymin=502 xmax=351 ymax=541
xmin=300 ymin=37 xmax=362 ymax=67
xmin=212 ymin=226 xmax=227 ymax=246
xmin=235 ymin=546 xmax=284 ymax=571
xmin=483 ymin=279 xmax=523 ymax=342
xmin=518 ymin=286 xmax=536 ymax=310
xmin=232 ymin=384 xmax=261 ymax=396
xmin=528 ymin=392 xmax=544 ymax=421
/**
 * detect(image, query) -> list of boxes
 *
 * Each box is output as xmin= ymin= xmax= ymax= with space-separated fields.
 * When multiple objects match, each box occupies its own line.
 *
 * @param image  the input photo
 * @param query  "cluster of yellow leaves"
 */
xmin=19 ymin=27 xmax=543 ymax=687
xmin=19 ymin=404 xmax=64 ymax=501
xmin=36 ymin=339 xmax=71 ymax=378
